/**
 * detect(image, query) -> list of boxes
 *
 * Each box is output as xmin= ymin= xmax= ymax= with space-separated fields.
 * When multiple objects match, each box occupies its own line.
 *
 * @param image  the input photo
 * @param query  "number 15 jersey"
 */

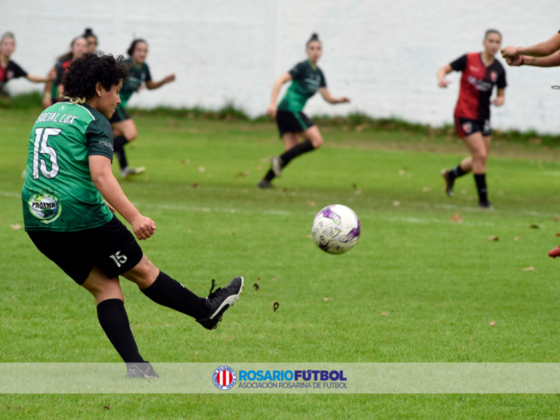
xmin=22 ymin=102 xmax=115 ymax=232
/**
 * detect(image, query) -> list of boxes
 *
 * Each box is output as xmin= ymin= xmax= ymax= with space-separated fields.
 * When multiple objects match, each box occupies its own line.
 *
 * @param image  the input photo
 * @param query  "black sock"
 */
xmin=97 ymin=299 xmax=145 ymax=363
xmin=264 ymin=169 xmax=275 ymax=182
xmin=141 ymin=271 xmax=209 ymax=319
xmin=113 ymin=135 xmax=129 ymax=170
xmin=448 ymin=165 xmax=468 ymax=181
xmin=474 ymin=173 xmax=489 ymax=204
xmin=279 ymin=140 xmax=315 ymax=168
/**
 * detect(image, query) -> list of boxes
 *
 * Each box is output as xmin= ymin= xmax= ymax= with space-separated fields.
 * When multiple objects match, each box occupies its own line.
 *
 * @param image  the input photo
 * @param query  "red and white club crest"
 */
xmin=462 ymin=122 xmax=472 ymax=134
xmin=212 ymin=366 xmax=237 ymax=390
xmin=490 ymin=71 xmax=497 ymax=82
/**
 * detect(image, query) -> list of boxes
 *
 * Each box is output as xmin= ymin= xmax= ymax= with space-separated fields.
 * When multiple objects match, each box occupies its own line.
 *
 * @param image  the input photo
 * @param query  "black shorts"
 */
xmin=455 ymin=116 xmax=491 ymax=139
xmin=109 ymin=104 xmax=131 ymax=124
xmin=276 ymin=110 xmax=314 ymax=137
xmin=27 ymin=216 xmax=143 ymax=285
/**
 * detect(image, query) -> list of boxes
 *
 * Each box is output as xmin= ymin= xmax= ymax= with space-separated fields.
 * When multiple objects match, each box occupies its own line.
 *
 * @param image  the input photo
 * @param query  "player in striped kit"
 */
xmin=438 ymin=30 xmax=507 ymax=209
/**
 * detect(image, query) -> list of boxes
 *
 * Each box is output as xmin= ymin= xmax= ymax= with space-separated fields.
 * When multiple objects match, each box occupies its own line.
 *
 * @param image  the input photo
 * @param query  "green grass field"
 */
xmin=2 ymin=108 xmax=560 ymax=418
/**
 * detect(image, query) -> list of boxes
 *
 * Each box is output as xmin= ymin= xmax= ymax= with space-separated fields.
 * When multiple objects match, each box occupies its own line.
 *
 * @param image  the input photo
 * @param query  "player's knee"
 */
xmin=311 ymin=136 xmax=323 ymax=149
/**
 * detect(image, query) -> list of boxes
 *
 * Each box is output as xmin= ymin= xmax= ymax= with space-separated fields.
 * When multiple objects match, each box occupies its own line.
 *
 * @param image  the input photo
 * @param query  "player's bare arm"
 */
xmin=267 ymin=73 xmax=292 ymax=117
xmin=319 ymin=87 xmax=350 ymax=104
xmin=437 ymin=64 xmax=453 ymax=87
xmin=502 ymin=32 xmax=560 ymax=60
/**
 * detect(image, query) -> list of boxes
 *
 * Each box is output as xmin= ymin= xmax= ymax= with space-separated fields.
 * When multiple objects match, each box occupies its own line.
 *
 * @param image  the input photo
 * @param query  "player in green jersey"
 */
xmin=109 ymin=38 xmax=176 ymax=178
xmin=258 ymin=33 xmax=350 ymax=188
xmin=43 ymin=36 xmax=88 ymax=109
xmin=22 ymin=52 xmax=243 ymax=378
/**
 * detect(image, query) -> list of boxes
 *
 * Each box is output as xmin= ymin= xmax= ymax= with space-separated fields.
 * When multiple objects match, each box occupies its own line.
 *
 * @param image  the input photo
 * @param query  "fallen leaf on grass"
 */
xmin=253 ymin=283 xmax=260 ymax=291
xmin=306 ymin=234 xmax=313 ymax=239
xmin=488 ymin=236 xmax=499 ymax=241
xmin=450 ymin=212 xmax=463 ymax=223
xmin=182 ymin=159 xmax=190 ymax=164
xmin=235 ymin=171 xmax=250 ymax=179
xmin=422 ymin=187 xmax=431 ymax=192
xmin=555 ymin=215 xmax=560 ymax=221
xmin=461 ymin=189 xmax=467 ymax=194
xmin=393 ymin=201 xmax=400 ymax=207
xmin=522 ymin=267 xmax=535 ymax=271
xmin=191 ymin=183 xmax=199 ymax=189
xmin=323 ymin=298 xmax=333 ymax=301
xmin=9 ymin=224 xmax=23 ymax=230
xmin=381 ymin=312 xmax=388 ymax=317
xmin=103 ymin=405 xmax=111 ymax=411
xmin=354 ymin=188 xmax=362 ymax=195
xmin=256 ymin=277 xmax=261 ymax=282
xmin=198 ymin=166 xmax=206 ymax=173
xmin=306 ymin=200 xmax=316 ymax=207
xmin=556 ymin=233 xmax=560 ymax=237
xmin=530 ymin=224 xmax=541 ymax=229
xmin=272 ymin=277 xmax=277 ymax=281
xmin=514 ymin=237 xmax=520 ymax=241
xmin=256 ymin=165 xmax=263 ymax=171
xmin=273 ymin=302 xmax=280 ymax=312
xmin=489 ymin=321 xmax=496 ymax=327
xmin=398 ymin=170 xmax=406 ymax=176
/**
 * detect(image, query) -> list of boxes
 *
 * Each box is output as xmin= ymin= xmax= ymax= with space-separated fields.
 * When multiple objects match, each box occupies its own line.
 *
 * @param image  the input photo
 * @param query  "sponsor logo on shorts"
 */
xmin=28 ymin=193 xmax=62 ymax=224
xmin=483 ymin=120 xmax=490 ymax=133
xmin=213 ymin=366 xmax=237 ymax=390
xmin=462 ymin=122 xmax=472 ymax=134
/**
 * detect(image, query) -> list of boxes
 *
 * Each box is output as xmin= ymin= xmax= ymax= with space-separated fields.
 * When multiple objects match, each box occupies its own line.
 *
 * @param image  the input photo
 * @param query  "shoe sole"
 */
xmin=122 ymin=167 xmax=146 ymax=179
xmin=270 ymin=157 xmax=282 ymax=178
xmin=207 ymin=277 xmax=244 ymax=330
xmin=441 ymin=169 xmax=453 ymax=197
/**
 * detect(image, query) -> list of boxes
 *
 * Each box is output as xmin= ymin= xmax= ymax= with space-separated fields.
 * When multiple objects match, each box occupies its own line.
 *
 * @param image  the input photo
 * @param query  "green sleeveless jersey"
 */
xmin=119 ymin=58 xmax=152 ymax=107
xmin=278 ymin=60 xmax=327 ymax=113
xmin=22 ymin=102 xmax=115 ymax=232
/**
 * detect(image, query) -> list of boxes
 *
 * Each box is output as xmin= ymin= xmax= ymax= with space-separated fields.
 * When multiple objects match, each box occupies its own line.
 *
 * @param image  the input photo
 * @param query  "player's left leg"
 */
xmin=122 ymin=255 xmax=244 ymax=331
xmin=274 ymin=126 xmax=322 ymax=175
xmin=81 ymin=266 xmax=158 ymax=378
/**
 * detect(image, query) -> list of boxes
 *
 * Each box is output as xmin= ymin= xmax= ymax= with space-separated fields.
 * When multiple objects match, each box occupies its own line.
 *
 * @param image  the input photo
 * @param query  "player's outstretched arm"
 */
xmin=319 ymin=88 xmax=350 ymax=104
xmin=437 ymin=64 xmax=453 ymax=88
xmin=502 ymin=32 xmax=560 ymax=60
xmin=89 ymin=155 xmax=156 ymax=240
xmin=26 ymin=74 xmax=54 ymax=83
xmin=267 ymin=73 xmax=292 ymax=118
xmin=506 ymin=52 xmax=560 ymax=68
xmin=145 ymin=74 xmax=176 ymax=90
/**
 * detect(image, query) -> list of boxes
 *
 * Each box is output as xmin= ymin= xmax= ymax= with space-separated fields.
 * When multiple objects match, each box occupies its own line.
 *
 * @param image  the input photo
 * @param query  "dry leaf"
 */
xmin=354 ymin=188 xmax=362 ymax=195
xmin=514 ymin=236 xmax=520 ymax=241
xmin=306 ymin=200 xmax=316 ymax=207
xmin=393 ymin=201 xmax=400 ymax=207
xmin=252 ymin=283 xmax=260 ymax=291
xmin=191 ymin=183 xmax=199 ymax=189
xmin=103 ymin=405 xmax=111 ymax=411
xmin=182 ymin=159 xmax=190 ymax=164
xmin=522 ymin=267 xmax=535 ymax=271
xmin=381 ymin=312 xmax=388 ymax=317
xmin=450 ymin=212 xmax=463 ymax=223
xmin=272 ymin=277 xmax=277 ymax=281
xmin=273 ymin=302 xmax=280 ymax=312
xmin=488 ymin=236 xmax=499 ymax=241
xmin=422 ymin=187 xmax=431 ymax=192
xmin=256 ymin=165 xmax=263 ymax=171
xmin=555 ymin=215 xmax=560 ymax=221
xmin=198 ymin=166 xmax=206 ymax=173
xmin=306 ymin=234 xmax=313 ymax=239
xmin=489 ymin=321 xmax=496 ymax=327
xmin=398 ymin=170 xmax=405 ymax=175
xmin=9 ymin=224 xmax=23 ymax=230
xmin=530 ymin=224 xmax=541 ymax=229
xmin=256 ymin=277 xmax=261 ymax=281
xmin=323 ymin=298 xmax=333 ymax=301
xmin=232 ymin=232 xmax=235 ymax=236
xmin=461 ymin=189 xmax=467 ymax=194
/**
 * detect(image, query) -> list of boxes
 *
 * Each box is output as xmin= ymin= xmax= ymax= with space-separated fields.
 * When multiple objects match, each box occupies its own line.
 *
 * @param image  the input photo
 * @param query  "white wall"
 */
xmin=2 ymin=0 xmax=560 ymax=133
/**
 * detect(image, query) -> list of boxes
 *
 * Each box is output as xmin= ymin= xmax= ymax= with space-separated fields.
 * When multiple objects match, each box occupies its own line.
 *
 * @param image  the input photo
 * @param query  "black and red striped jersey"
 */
xmin=0 ymin=60 xmax=27 ymax=93
xmin=450 ymin=52 xmax=507 ymax=120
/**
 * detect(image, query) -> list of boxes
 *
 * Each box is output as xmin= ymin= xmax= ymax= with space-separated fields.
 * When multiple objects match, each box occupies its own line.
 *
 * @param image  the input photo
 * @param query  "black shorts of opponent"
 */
xmin=455 ymin=116 xmax=491 ymax=139
xmin=27 ymin=216 xmax=143 ymax=285
xmin=109 ymin=104 xmax=131 ymax=124
xmin=276 ymin=110 xmax=315 ymax=137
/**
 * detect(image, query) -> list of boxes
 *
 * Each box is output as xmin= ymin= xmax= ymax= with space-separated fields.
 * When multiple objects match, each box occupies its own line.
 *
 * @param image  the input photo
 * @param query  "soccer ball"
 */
xmin=312 ymin=204 xmax=360 ymax=254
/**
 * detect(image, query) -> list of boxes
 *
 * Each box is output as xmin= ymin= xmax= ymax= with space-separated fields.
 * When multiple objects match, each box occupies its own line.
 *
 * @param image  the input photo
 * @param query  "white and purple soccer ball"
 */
xmin=312 ymin=204 xmax=360 ymax=254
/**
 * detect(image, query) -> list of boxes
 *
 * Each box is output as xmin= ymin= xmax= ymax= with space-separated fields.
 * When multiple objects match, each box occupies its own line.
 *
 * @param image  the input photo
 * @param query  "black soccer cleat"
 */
xmin=478 ymin=202 xmax=493 ymax=210
xmin=126 ymin=362 xmax=159 ymax=379
xmin=441 ymin=169 xmax=454 ymax=197
xmin=270 ymin=156 xmax=283 ymax=178
xmin=257 ymin=179 xmax=274 ymax=189
xmin=197 ymin=277 xmax=244 ymax=330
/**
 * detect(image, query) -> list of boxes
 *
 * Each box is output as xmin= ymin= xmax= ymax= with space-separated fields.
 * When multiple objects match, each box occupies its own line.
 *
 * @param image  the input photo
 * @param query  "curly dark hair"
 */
xmin=62 ymin=52 xmax=130 ymax=100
